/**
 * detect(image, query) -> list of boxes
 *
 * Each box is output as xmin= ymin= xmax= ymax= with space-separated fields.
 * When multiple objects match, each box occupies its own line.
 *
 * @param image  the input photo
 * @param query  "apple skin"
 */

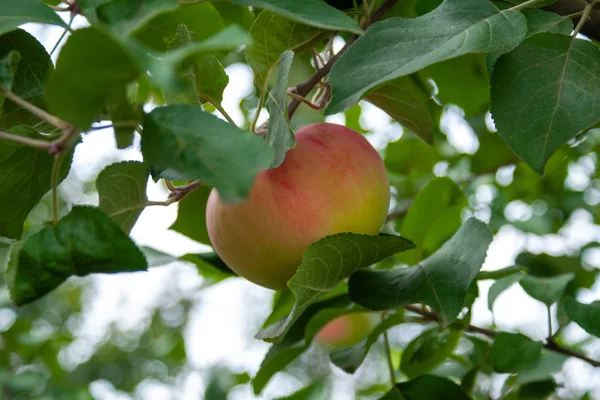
xmin=315 ymin=312 xmax=381 ymax=349
xmin=206 ymin=122 xmax=390 ymax=290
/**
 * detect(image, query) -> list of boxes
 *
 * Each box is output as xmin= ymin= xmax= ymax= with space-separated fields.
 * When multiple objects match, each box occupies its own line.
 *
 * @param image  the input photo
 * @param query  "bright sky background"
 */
xmin=15 ymin=10 xmax=600 ymax=400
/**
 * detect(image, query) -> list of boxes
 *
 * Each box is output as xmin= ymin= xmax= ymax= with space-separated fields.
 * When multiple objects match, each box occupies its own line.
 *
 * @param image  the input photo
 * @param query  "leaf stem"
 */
xmin=572 ymin=2 xmax=595 ymax=37
xmin=382 ymin=327 xmax=403 ymax=397
xmin=203 ymin=97 xmax=237 ymax=127
xmin=1 ymin=90 xmax=72 ymax=130
xmin=0 ymin=130 xmax=51 ymax=149
xmin=50 ymin=12 xmax=75 ymax=57
xmin=148 ymin=180 xmax=202 ymax=206
xmin=509 ymin=0 xmax=546 ymax=11
xmin=51 ymin=153 xmax=66 ymax=225
xmin=251 ymin=67 xmax=274 ymax=134
xmin=403 ymin=304 xmax=600 ymax=368
xmin=547 ymin=305 xmax=553 ymax=337
xmin=287 ymin=0 xmax=399 ymax=119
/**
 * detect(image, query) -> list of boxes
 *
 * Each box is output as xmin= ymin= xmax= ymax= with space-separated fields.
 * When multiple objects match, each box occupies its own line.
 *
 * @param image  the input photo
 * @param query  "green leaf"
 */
xmin=329 ymin=312 xmax=404 ymax=374
xmin=384 ymin=135 xmax=436 ymax=176
xmin=96 ymin=0 xmax=179 ymax=35
xmin=231 ymin=0 xmax=361 ymax=34
xmin=106 ymin=86 xmax=139 ymax=149
xmin=492 ymin=332 xmax=542 ymax=373
xmin=470 ymin=131 xmax=517 ymax=174
xmin=490 ymin=33 xmax=600 ymax=174
xmin=255 ymin=233 xmax=415 ymax=342
xmin=141 ymin=105 xmax=273 ymax=203
xmin=400 ymin=328 xmax=462 ymax=379
xmin=180 ymin=252 xmax=236 ymax=284
xmin=349 ymin=218 xmax=493 ymax=325
xmin=326 ymin=0 xmax=527 ymax=114
xmin=515 ymin=352 xmax=567 ymax=385
xmin=564 ymin=297 xmax=600 ymax=338
xmin=379 ymin=375 xmax=470 ymax=400
xmin=396 ymin=177 xmax=467 ymax=265
xmin=522 ymin=9 xmax=573 ymax=38
xmin=419 ymin=54 xmax=490 ymax=117
xmin=163 ymin=25 xmax=229 ymax=106
xmin=145 ymin=25 xmax=250 ymax=95
xmin=266 ymin=50 xmax=295 ymax=168
xmin=488 ymin=270 xmax=525 ymax=311
xmin=169 ymin=186 xmax=212 ymax=246
xmin=0 ymin=29 xmax=54 ymax=129
xmin=365 ymin=76 xmax=437 ymax=144
xmin=275 ymin=382 xmax=328 ymax=400
xmin=96 ymin=161 xmax=149 ymax=233
xmin=212 ymin=3 xmax=255 ymax=31
xmin=0 ymin=126 xmax=71 ymax=240
xmin=7 ymin=206 xmax=147 ymax=306
xmin=133 ymin=2 xmax=225 ymax=52
xmin=0 ymin=50 xmax=21 ymax=90
xmin=253 ymin=295 xmax=354 ymax=394
xmin=519 ymin=273 xmax=574 ymax=306
xmin=0 ymin=0 xmax=67 ymax=36
xmin=46 ymin=27 xmax=139 ymax=128
xmin=246 ymin=10 xmax=323 ymax=86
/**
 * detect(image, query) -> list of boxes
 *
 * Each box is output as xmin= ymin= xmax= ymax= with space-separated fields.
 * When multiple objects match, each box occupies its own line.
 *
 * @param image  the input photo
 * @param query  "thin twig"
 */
xmin=382 ymin=326 xmax=404 ymax=397
xmin=51 ymin=153 xmax=66 ymax=225
xmin=547 ymin=306 xmax=553 ymax=337
xmin=204 ymin=98 xmax=237 ymax=127
xmin=50 ymin=12 xmax=74 ymax=57
xmin=402 ymin=304 xmax=600 ymax=368
xmin=509 ymin=0 xmax=546 ymax=11
xmin=572 ymin=1 xmax=595 ymax=36
xmin=1 ymin=90 xmax=71 ymax=130
xmin=287 ymin=0 xmax=400 ymax=119
xmin=148 ymin=180 xmax=203 ymax=206
xmin=0 ymin=130 xmax=51 ymax=149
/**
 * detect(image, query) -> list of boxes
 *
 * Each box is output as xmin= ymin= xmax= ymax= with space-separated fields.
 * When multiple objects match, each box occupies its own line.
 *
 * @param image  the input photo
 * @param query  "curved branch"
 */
xmin=544 ymin=0 xmax=600 ymax=42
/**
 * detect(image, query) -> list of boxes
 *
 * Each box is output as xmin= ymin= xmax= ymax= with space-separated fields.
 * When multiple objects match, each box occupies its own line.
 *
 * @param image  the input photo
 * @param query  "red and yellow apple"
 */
xmin=206 ymin=122 xmax=390 ymax=290
xmin=315 ymin=312 xmax=381 ymax=349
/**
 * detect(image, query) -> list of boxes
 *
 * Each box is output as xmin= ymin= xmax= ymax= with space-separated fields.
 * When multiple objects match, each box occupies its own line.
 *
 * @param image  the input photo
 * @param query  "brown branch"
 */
xmin=544 ymin=0 xmax=600 ymax=42
xmin=403 ymin=305 xmax=600 ymax=368
xmin=148 ymin=180 xmax=203 ymax=206
xmin=287 ymin=0 xmax=400 ymax=119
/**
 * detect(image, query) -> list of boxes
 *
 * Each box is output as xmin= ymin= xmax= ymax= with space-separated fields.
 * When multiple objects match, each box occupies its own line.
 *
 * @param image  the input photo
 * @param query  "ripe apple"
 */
xmin=315 ymin=312 xmax=381 ymax=349
xmin=206 ymin=122 xmax=390 ymax=290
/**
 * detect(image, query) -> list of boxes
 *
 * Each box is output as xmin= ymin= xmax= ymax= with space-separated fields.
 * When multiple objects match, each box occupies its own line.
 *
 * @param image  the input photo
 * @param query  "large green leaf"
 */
xmin=522 ymin=9 xmax=573 ymax=37
xmin=246 ymin=10 xmax=323 ymax=86
xmin=365 ymin=76 xmax=437 ymax=144
xmin=7 ymin=206 xmax=147 ymax=306
xmin=326 ymin=0 xmax=527 ymax=114
xmin=492 ymin=332 xmax=542 ymax=373
xmin=0 ymin=0 xmax=67 ymax=36
xmin=380 ymin=375 xmax=470 ymax=400
xmin=96 ymin=0 xmax=179 ymax=35
xmin=490 ymin=33 xmax=600 ymax=173
xmin=564 ymin=297 xmax=600 ymax=338
xmin=0 ymin=29 xmax=54 ymax=129
xmin=141 ymin=105 xmax=273 ymax=203
xmin=519 ymin=273 xmax=574 ymax=306
xmin=396 ymin=177 xmax=467 ymax=265
xmin=133 ymin=2 xmax=225 ymax=51
xmin=96 ymin=161 xmax=149 ymax=233
xmin=0 ymin=126 xmax=71 ymax=240
xmin=515 ymin=352 xmax=567 ymax=385
xmin=169 ymin=186 xmax=212 ymax=246
xmin=46 ymin=27 xmax=139 ymax=128
xmin=232 ymin=0 xmax=361 ymax=34
xmin=255 ymin=233 xmax=415 ymax=342
xmin=163 ymin=24 xmax=229 ymax=106
xmin=349 ymin=218 xmax=493 ymax=325
xmin=266 ymin=50 xmax=295 ymax=168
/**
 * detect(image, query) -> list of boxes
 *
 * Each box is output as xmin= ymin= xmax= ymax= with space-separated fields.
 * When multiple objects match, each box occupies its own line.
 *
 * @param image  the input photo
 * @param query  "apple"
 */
xmin=315 ymin=312 xmax=381 ymax=349
xmin=206 ymin=122 xmax=390 ymax=290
